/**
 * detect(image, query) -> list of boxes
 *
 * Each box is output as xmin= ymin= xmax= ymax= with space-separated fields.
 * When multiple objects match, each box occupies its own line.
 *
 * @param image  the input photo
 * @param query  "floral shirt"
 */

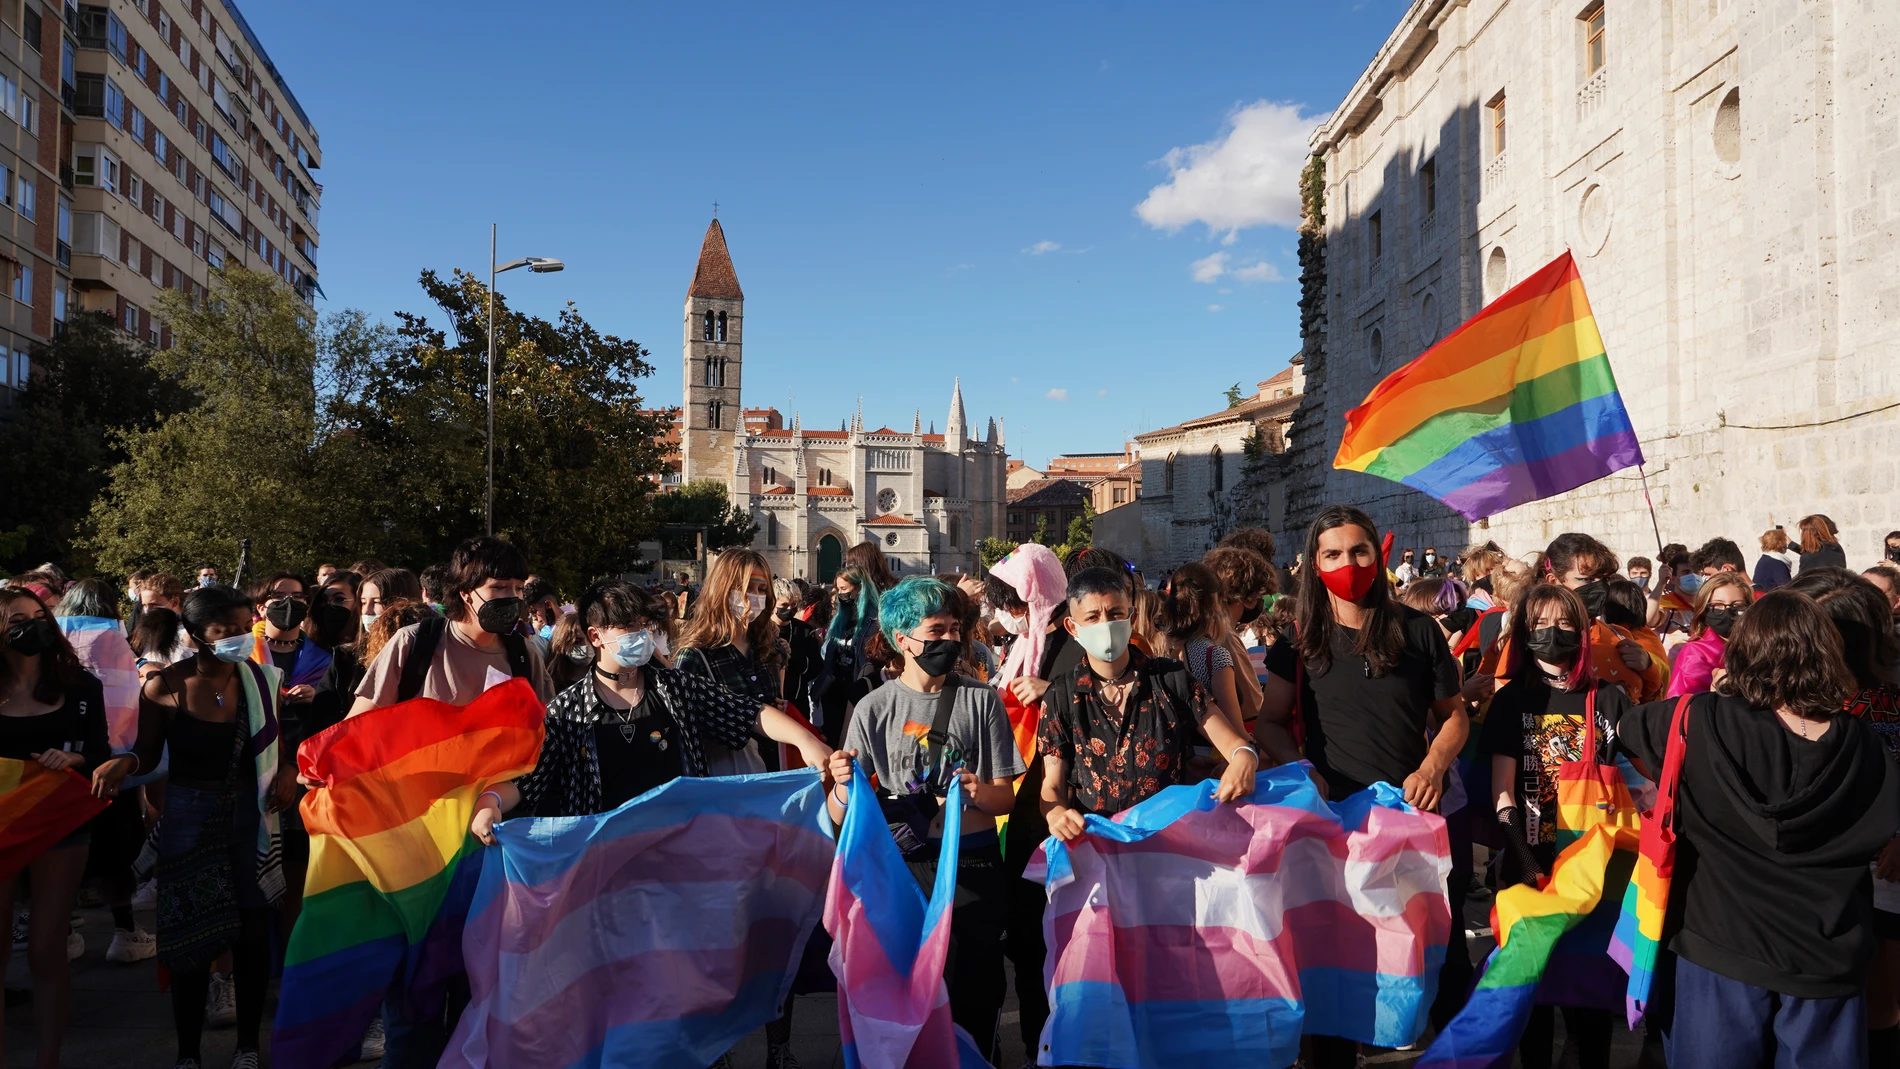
xmin=1036 ymin=648 xmax=1206 ymax=817
xmin=1845 ymin=683 xmax=1900 ymax=762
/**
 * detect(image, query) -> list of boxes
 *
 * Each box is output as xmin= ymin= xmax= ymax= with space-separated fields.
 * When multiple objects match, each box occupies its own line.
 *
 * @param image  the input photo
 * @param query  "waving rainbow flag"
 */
xmin=1334 ymin=252 xmax=1643 ymax=521
xmin=272 ymin=680 xmax=545 ymax=1069
xmin=0 ymin=757 xmax=108 ymax=883
xmin=1418 ymin=825 xmax=1626 ymax=1069
xmin=826 ymin=761 xmax=992 ymax=1069
xmin=444 ymin=770 xmax=834 ymax=1069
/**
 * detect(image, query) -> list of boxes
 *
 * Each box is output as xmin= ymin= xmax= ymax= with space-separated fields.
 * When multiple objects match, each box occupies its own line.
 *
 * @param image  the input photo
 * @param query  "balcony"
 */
xmin=1577 ymin=67 xmax=1608 ymax=123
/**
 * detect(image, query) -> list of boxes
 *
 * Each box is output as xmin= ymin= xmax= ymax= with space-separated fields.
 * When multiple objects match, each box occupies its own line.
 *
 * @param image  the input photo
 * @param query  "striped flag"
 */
xmin=1418 ymin=824 xmax=1628 ymax=1069
xmin=57 ymin=616 xmax=140 ymax=750
xmin=827 ymin=761 xmax=993 ymax=1069
xmin=1334 ymin=252 xmax=1643 ymax=520
xmin=272 ymin=680 xmax=546 ymax=1069
xmin=444 ymin=770 xmax=835 ymax=1069
xmin=1025 ymin=763 xmax=1451 ymax=1069
xmin=0 ymin=757 xmax=108 ymax=883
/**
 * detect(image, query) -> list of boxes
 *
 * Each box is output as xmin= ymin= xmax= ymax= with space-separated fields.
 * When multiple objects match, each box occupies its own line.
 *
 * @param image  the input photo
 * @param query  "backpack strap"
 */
xmin=924 ymin=673 xmax=960 ymax=765
xmin=502 ymin=633 xmax=530 ymax=681
xmin=397 ymin=616 xmax=447 ymax=704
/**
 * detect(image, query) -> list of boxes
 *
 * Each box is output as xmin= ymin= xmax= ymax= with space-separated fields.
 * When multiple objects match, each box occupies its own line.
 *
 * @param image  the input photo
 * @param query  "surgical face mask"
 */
xmin=209 ymin=633 xmax=255 ymax=663
xmin=1424 ymin=554 xmax=1436 ymax=564
xmin=997 ymin=610 xmax=1028 ymax=636
xmin=360 ymin=612 xmax=379 ymax=633
xmin=1072 ymin=619 xmax=1132 ymax=663
xmin=729 ymin=592 xmax=767 ymax=623
xmin=651 ymin=628 xmax=671 ymax=657
xmin=1631 ymin=575 xmax=1650 ymax=591
xmin=609 ymin=629 xmax=655 ymax=669
xmin=1677 ymin=573 xmax=1704 ymax=595
xmin=198 ymin=575 xmax=215 ymax=588
xmin=537 ymin=624 xmax=555 ymax=642
xmin=565 ymin=642 xmax=594 ymax=664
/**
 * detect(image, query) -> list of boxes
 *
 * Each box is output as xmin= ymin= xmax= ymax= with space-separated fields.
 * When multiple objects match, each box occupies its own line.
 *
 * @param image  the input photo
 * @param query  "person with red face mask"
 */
xmin=1255 ymin=505 xmax=1470 ymax=1067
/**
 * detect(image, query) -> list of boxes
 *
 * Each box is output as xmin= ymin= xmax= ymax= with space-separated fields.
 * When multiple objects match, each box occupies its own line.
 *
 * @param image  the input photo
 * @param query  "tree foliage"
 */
xmin=978 ymin=537 xmax=1019 ymax=571
xmin=649 ymin=479 xmax=758 ymax=559
xmin=0 ymin=313 xmax=191 ymax=572
xmin=1065 ymin=498 xmax=1096 ymax=552
xmin=1223 ymin=382 xmax=1248 ymax=409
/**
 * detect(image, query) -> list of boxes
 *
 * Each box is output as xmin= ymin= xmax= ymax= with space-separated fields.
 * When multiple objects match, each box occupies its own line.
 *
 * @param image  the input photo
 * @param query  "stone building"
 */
xmin=1046 ymin=443 xmax=1142 ymax=515
xmin=1135 ymin=366 xmax=1301 ymax=571
xmin=1286 ymin=0 xmax=1900 ymax=563
xmin=1005 ymin=478 xmax=1092 ymax=547
xmin=674 ymin=219 xmax=1009 ymax=581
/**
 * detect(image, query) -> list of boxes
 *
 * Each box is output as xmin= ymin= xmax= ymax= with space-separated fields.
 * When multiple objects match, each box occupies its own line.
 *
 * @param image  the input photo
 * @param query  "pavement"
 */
xmin=9 ymin=884 xmax=1652 ymax=1069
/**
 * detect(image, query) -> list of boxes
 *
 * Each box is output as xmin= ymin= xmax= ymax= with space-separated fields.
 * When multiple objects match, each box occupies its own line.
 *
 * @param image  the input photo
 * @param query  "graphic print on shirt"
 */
xmin=897 ymin=718 xmax=968 ymax=795
xmin=1519 ymin=711 xmax=1612 ymax=844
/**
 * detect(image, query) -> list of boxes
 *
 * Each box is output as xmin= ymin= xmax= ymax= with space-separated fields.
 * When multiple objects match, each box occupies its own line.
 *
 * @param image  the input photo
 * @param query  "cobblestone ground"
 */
xmin=9 ymin=889 xmax=1650 ymax=1068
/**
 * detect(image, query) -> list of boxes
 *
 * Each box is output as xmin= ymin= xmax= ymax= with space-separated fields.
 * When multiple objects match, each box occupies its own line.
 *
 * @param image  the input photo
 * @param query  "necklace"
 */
xmin=601 ymin=692 xmax=644 ymax=742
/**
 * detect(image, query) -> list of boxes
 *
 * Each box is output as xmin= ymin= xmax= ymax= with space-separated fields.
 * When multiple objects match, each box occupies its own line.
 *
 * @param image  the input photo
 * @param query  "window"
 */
xmin=131 ymin=43 xmax=146 ymax=79
xmin=18 ymin=94 xmax=32 ymax=135
xmin=209 ymin=132 xmax=238 ymax=179
xmin=0 ymin=165 xmax=11 ymax=207
xmin=1368 ymin=210 xmax=1382 ymax=263
xmin=1369 ymin=327 xmax=1384 ymax=368
xmin=6 ymin=347 xmax=20 ymax=390
xmin=766 ymin=512 xmax=778 ymax=546
xmin=52 ymin=285 xmax=65 ymax=325
xmin=707 ymin=400 xmax=723 ymax=429
xmin=819 ymin=468 xmax=833 ymax=487
xmin=18 ymin=176 xmax=34 ymax=221
xmin=158 ymin=10 xmax=170 ymax=42
xmin=154 ymin=131 xmax=168 ymax=164
xmin=104 ymin=77 xmax=124 ymax=127
xmin=13 ymin=264 xmax=30 ymax=306
xmin=151 ymin=192 xmax=165 ymax=226
xmin=22 ymin=6 xmax=40 ymax=52
xmin=1210 ymin=446 xmax=1225 ymax=491
xmin=715 ymin=310 xmax=727 ymax=341
xmin=130 ymin=106 xmax=146 ymax=143
xmin=128 ymin=173 xmax=143 ymax=209
xmin=1112 ymin=486 xmax=1127 ymax=505
xmin=73 ymin=72 xmax=105 ymax=117
xmin=1489 ymin=94 xmax=1507 ymax=156
xmin=57 ymin=194 xmax=69 ymax=246
xmin=1419 ymin=158 xmax=1436 ymax=216
xmin=1164 ymin=453 xmax=1176 ymax=493
xmin=157 ymin=71 xmax=169 ymax=103
xmin=206 ymin=241 xmax=224 ymax=269
xmin=207 ymin=188 xmax=241 ymax=234
xmin=105 ymin=11 xmax=128 ymax=61
xmin=1583 ymin=4 xmax=1606 ymax=76
xmin=701 ymin=310 xmax=714 ymax=340
xmin=123 ymin=301 xmax=139 ymax=333
xmin=0 ymin=74 xmax=17 ymax=123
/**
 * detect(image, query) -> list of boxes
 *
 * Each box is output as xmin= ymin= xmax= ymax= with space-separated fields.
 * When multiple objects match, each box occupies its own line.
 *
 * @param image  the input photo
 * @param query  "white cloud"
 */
xmin=1136 ymin=100 xmax=1324 ymax=237
xmin=1207 ymin=304 xmax=1224 ymax=313
xmin=1191 ymin=251 xmax=1229 ymax=283
xmin=1232 ymin=260 xmax=1284 ymax=283
xmin=1024 ymin=240 xmax=1062 ymax=255
xmin=1045 ymin=388 xmax=1070 ymax=402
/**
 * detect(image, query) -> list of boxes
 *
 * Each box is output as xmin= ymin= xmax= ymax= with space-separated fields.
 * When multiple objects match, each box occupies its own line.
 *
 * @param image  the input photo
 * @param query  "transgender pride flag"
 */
xmin=442 ymin=770 xmax=835 ymax=1069
xmin=1026 ymin=763 xmax=1451 ymax=1069
xmin=825 ymin=762 xmax=992 ymax=1069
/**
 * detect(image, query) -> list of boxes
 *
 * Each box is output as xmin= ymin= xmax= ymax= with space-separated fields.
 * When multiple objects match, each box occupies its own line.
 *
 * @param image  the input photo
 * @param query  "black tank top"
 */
xmin=168 ymin=712 xmax=239 ymax=784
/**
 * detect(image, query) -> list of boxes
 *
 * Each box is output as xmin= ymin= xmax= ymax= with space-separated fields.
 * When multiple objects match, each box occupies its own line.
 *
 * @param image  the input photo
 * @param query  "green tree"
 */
xmin=649 ymin=480 xmax=758 ymax=559
xmin=978 ymin=537 xmax=1019 ymax=570
xmin=86 ymin=270 xmax=334 ymax=577
xmin=1224 ymin=382 xmax=1248 ymax=408
xmin=1031 ymin=514 xmax=1051 ymax=546
xmin=0 ymin=312 xmax=191 ymax=573
xmin=1065 ymin=498 xmax=1096 ymax=551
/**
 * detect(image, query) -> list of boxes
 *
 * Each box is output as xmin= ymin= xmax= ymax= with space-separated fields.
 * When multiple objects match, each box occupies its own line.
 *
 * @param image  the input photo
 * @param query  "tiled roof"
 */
xmin=687 ymin=219 xmax=744 ymax=300
xmin=1007 ymin=479 xmax=1092 ymax=507
xmin=801 ymin=430 xmax=849 ymax=440
xmin=760 ymin=485 xmax=792 ymax=495
xmin=807 ymin=486 xmax=850 ymax=496
xmin=1134 ymin=392 xmax=1301 ymax=443
xmin=923 ymin=488 xmax=945 ymax=498
xmin=863 ymin=514 xmax=922 ymax=526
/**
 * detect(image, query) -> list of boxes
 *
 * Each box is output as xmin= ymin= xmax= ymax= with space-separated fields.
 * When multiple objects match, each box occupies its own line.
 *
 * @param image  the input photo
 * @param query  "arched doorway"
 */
xmin=816 ymin=534 xmax=843 ymax=583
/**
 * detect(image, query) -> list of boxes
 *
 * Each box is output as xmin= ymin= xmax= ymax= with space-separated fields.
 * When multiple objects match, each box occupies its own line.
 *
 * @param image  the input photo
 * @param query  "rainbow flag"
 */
xmin=1334 ymin=252 xmax=1643 ymax=521
xmin=272 ymin=680 xmax=545 ymax=1069
xmin=1608 ymin=833 xmax=1670 ymax=1025
xmin=826 ymin=760 xmax=992 ymax=1069
xmin=1024 ymin=763 xmax=1451 ymax=1069
xmin=443 ymin=770 xmax=835 ymax=1069
xmin=1417 ymin=825 xmax=1625 ymax=1069
xmin=0 ymin=757 xmax=108 ymax=883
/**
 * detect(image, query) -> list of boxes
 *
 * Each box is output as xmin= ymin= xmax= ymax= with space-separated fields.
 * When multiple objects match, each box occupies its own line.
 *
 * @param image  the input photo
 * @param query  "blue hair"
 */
xmin=879 ymin=576 xmax=955 ymax=647
xmin=826 ymin=567 xmax=881 ymax=648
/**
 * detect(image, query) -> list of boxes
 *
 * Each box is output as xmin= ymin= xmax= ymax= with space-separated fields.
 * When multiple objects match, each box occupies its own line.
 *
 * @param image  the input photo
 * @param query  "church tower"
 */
xmin=681 ymin=219 xmax=744 ymax=485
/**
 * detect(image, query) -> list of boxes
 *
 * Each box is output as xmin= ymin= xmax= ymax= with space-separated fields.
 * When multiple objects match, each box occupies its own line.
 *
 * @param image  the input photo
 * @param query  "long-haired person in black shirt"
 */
xmin=1255 ymin=505 xmax=1468 ymax=1065
xmin=0 ymin=587 xmax=126 ymax=1069
xmin=1620 ymin=589 xmax=1900 ymax=1068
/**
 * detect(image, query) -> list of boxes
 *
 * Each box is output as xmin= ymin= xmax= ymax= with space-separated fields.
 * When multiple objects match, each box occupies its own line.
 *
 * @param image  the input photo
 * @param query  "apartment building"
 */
xmin=0 ymin=1 xmax=61 ymax=407
xmin=65 ymin=0 xmax=319 ymax=350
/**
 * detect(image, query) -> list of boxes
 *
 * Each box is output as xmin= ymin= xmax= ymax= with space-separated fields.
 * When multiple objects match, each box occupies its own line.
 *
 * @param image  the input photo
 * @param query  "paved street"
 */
xmin=7 ymin=887 xmax=1655 ymax=1069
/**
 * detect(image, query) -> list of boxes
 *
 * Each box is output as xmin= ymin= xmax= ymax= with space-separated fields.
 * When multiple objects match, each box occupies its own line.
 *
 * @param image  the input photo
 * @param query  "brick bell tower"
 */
xmin=681 ymin=218 xmax=744 ymax=485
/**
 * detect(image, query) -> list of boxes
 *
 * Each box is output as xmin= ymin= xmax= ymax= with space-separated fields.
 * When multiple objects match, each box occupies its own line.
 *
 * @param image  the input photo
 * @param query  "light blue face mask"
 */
xmin=611 ymin=629 xmax=655 ymax=669
xmin=1678 ymin=573 xmax=1704 ymax=595
xmin=537 ymin=624 xmax=555 ymax=642
xmin=210 ymin=634 xmax=255 ymax=663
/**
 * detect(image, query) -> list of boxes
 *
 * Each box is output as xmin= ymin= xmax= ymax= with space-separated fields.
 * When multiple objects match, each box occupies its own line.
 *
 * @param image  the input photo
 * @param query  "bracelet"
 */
xmin=1227 ymin=744 xmax=1260 ymax=763
xmin=831 ymin=786 xmax=851 ymax=807
xmin=478 ymin=790 xmax=503 ymax=812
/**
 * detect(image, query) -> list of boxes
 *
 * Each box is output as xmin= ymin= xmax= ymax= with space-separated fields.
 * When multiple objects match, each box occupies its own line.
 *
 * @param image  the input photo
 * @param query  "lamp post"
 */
xmin=487 ymin=223 xmax=564 ymax=536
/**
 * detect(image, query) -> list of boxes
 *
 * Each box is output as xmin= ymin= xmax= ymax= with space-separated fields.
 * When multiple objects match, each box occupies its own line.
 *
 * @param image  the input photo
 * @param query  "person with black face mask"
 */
xmin=828 ymin=576 xmax=1022 ymax=1062
xmin=1666 ymin=572 xmax=1755 ymax=699
xmin=1477 ymin=582 xmax=1628 ymax=1069
xmin=1540 ymin=532 xmax=1666 ymax=702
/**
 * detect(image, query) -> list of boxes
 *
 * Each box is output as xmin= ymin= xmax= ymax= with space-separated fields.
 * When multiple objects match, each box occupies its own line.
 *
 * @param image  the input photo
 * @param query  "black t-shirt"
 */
xmin=0 ymin=672 xmax=110 ymax=771
xmin=593 ymin=695 xmax=682 ymax=811
xmin=1618 ymin=691 xmax=1900 ymax=997
xmin=1265 ymin=605 xmax=1459 ymax=796
xmin=1477 ymin=677 xmax=1628 ymax=846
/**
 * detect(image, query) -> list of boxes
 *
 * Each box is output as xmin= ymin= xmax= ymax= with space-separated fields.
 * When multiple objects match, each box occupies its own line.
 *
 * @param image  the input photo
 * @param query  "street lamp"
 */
xmin=487 ymin=223 xmax=564 ymax=535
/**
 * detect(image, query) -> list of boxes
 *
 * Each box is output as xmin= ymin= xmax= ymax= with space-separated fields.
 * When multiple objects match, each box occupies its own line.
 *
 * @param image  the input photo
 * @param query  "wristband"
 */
xmin=478 ymin=790 xmax=503 ymax=812
xmin=1227 ymin=744 xmax=1259 ymax=763
xmin=831 ymin=786 xmax=850 ymax=807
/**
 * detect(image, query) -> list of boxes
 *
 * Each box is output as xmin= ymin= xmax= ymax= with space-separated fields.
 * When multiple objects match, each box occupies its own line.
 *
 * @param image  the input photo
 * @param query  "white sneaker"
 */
xmin=359 ymin=1016 xmax=386 ymax=1061
xmin=66 ymin=930 xmax=84 ymax=961
xmin=106 ymin=926 xmax=158 ymax=963
xmin=206 ymin=974 xmax=237 ymax=1027
xmin=131 ymin=879 xmax=158 ymax=908
xmin=230 ymin=1049 xmax=260 ymax=1069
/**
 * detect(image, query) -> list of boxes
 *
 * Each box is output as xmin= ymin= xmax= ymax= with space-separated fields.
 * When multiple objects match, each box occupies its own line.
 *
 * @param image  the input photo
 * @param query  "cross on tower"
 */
xmin=712 ymin=200 xmax=720 ymax=218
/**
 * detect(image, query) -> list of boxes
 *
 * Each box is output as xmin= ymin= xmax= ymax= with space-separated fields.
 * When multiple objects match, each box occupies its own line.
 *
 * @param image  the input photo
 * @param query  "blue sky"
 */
xmin=242 ymin=1 xmax=1409 ymax=468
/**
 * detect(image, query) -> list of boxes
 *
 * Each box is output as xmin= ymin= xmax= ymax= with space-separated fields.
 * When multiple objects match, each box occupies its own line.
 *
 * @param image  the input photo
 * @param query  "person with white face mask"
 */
xmin=1037 ymin=566 xmax=1259 ymax=843
xmin=674 ymin=549 xmax=788 ymax=778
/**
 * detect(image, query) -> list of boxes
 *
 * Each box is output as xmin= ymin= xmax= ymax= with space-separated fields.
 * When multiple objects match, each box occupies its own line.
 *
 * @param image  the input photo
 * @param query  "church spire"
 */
xmin=946 ymin=377 xmax=967 ymax=449
xmin=686 ymin=219 xmax=744 ymax=300
xmin=913 ymin=409 xmax=922 ymax=436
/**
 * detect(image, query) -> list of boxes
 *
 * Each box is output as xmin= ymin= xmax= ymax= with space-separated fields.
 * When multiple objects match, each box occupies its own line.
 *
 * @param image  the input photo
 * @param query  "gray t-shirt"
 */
xmin=844 ymin=675 xmax=1024 ymax=816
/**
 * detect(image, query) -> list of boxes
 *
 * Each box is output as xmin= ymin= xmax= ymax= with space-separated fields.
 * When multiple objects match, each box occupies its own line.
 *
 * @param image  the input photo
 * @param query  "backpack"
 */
xmin=395 ymin=615 xmax=531 ymax=704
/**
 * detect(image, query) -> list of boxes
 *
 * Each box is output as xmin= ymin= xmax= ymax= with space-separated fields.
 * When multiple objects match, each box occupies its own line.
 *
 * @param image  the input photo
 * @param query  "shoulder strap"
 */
xmin=926 ymin=674 xmax=960 ymax=752
xmin=1653 ymin=693 xmax=1695 ymax=828
xmin=502 ymin=633 xmax=530 ymax=680
xmin=397 ymin=616 xmax=447 ymax=705
xmin=1582 ymin=682 xmax=1599 ymax=758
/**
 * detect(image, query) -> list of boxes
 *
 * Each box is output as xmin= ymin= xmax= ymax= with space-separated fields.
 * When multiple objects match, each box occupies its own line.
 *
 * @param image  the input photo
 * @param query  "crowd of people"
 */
xmin=4 ymin=508 xmax=1900 ymax=1069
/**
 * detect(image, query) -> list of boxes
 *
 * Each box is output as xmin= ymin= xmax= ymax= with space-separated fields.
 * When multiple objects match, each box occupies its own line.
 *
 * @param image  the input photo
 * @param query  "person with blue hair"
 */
xmin=820 ymin=567 xmax=882 ymax=736
xmin=826 ymin=575 xmax=1022 ymax=1062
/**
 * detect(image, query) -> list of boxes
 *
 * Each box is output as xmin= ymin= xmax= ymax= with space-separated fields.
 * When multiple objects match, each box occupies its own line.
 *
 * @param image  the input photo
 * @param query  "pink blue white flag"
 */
xmin=441 ymin=769 xmax=835 ymax=1069
xmin=825 ymin=760 xmax=993 ymax=1069
xmin=1025 ymin=763 xmax=1452 ymax=1069
xmin=57 ymin=616 xmax=139 ymax=750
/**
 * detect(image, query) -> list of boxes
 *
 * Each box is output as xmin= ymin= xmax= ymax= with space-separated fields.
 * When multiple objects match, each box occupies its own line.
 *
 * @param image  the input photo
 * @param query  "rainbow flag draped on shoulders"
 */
xmin=443 ymin=770 xmax=835 ymax=1069
xmin=272 ymin=680 xmax=545 ymax=1069
xmin=1024 ymin=763 xmax=1451 ymax=1069
xmin=1334 ymin=251 xmax=1643 ymax=521
xmin=826 ymin=760 xmax=993 ymax=1069
xmin=0 ymin=757 xmax=108 ymax=883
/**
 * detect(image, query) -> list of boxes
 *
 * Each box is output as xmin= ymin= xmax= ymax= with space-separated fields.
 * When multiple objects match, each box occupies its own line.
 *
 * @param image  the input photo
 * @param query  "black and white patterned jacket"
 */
xmin=513 ymin=666 xmax=762 ymax=818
